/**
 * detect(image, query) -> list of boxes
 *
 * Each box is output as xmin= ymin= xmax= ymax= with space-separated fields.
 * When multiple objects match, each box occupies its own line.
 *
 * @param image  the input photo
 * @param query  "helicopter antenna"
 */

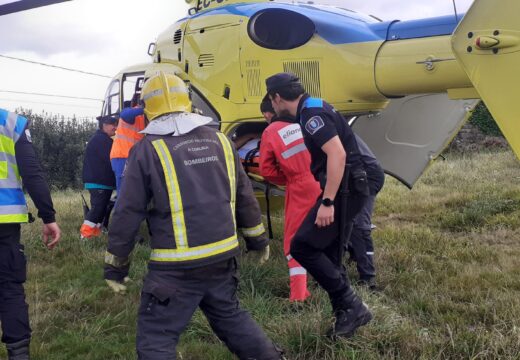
xmin=452 ymin=0 xmax=459 ymax=22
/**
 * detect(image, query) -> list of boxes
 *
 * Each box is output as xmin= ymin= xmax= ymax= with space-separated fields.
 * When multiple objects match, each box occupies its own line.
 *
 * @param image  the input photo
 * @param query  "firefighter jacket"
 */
xmin=105 ymin=112 xmax=268 ymax=280
xmin=110 ymin=107 xmax=146 ymax=160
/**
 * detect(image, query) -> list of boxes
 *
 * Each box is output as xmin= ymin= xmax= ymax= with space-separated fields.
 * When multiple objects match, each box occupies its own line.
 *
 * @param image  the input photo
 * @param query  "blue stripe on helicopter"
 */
xmin=183 ymin=2 xmax=462 ymax=45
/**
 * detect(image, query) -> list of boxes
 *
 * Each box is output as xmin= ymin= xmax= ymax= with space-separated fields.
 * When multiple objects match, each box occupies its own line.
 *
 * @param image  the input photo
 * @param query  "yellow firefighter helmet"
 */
xmin=140 ymin=71 xmax=191 ymax=120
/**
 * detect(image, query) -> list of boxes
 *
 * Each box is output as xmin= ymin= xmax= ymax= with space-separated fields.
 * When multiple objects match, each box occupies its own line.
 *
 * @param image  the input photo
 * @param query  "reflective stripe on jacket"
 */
xmin=0 ymin=109 xmax=28 ymax=223
xmin=110 ymin=114 xmax=145 ymax=159
xmin=106 ymin=124 xmax=268 ymax=270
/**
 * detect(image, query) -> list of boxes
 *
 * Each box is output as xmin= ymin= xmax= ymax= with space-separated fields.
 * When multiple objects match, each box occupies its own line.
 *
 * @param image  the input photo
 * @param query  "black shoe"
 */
xmin=328 ymin=301 xmax=373 ymax=339
xmin=357 ymin=277 xmax=381 ymax=292
xmin=6 ymin=338 xmax=30 ymax=360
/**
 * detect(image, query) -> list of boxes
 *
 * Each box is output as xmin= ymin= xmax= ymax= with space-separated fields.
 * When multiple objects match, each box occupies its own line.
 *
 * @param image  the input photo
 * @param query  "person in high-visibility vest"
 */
xmin=258 ymin=96 xmax=320 ymax=302
xmin=104 ymin=72 xmax=283 ymax=359
xmin=0 ymin=109 xmax=61 ymax=359
xmin=80 ymin=115 xmax=117 ymax=239
xmin=110 ymin=94 xmax=146 ymax=194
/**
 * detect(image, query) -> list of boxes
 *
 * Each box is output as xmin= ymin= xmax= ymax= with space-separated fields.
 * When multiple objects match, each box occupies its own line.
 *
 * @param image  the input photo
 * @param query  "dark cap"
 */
xmin=96 ymin=115 xmax=118 ymax=124
xmin=265 ymin=72 xmax=301 ymax=93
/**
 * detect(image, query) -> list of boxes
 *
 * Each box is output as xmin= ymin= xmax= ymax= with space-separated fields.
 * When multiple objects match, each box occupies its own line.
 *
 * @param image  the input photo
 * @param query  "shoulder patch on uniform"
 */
xmin=304 ymin=116 xmax=325 ymax=135
xmin=25 ymin=129 xmax=32 ymax=143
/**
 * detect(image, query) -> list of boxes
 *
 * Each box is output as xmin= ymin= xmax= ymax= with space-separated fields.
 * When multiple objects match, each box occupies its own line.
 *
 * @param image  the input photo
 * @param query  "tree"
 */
xmin=17 ymin=108 xmax=97 ymax=189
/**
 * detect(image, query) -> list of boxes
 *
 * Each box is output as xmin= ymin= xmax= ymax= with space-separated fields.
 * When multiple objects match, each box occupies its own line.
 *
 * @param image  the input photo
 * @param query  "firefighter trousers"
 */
xmin=0 ymin=224 xmax=31 ymax=346
xmin=136 ymin=259 xmax=282 ymax=360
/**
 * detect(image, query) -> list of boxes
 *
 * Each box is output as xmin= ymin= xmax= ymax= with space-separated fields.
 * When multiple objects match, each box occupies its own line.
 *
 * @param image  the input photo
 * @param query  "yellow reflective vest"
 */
xmin=0 ymin=109 xmax=28 ymax=223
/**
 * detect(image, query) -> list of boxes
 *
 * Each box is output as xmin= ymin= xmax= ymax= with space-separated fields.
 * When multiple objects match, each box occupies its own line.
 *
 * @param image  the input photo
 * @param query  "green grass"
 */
xmin=5 ymin=150 xmax=520 ymax=359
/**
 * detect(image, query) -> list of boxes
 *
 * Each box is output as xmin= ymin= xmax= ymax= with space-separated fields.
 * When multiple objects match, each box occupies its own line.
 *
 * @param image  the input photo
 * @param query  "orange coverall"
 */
xmin=259 ymin=119 xmax=321 ymax=301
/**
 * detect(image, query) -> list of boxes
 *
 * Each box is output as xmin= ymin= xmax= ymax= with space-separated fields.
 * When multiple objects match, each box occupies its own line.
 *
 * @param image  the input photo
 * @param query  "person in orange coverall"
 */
xmin=259 ymin=95 xmax=321 ymax=302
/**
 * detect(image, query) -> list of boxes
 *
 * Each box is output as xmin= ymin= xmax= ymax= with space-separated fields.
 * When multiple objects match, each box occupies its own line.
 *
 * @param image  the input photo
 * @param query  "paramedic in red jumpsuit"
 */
xmin=259 ymin=96 xmax=321 ymax=302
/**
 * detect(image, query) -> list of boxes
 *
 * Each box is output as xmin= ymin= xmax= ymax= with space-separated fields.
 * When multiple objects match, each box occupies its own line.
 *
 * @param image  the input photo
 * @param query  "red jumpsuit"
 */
xmin=259 ymin=119 xmax=321 ymax=301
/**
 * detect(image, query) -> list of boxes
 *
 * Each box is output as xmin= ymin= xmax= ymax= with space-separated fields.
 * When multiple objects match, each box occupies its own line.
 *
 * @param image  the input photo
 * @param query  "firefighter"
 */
xmin=110 ymin=94 xmax=146 ymax=194
xmin=80 ymin=115 xmax=117 ymax=239
xmin=258 ymin=95 xmax=320 ymax=302
xmin=104 ymin=72 xmax=283 ymax=360
xmin=0 ymin=108 xmax=61 ymax=359
xmin=265 ymin=72 xmax=374 ymax=338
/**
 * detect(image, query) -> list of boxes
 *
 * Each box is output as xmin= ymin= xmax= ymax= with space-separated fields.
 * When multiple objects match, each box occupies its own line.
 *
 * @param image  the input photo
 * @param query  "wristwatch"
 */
xmin=321 ymin=198 xmax=334 ymax=207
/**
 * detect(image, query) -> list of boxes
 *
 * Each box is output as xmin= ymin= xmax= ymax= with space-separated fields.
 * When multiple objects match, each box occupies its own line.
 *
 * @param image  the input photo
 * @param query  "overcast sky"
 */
xmin=0 ymin=0 xmax=474 ymax=120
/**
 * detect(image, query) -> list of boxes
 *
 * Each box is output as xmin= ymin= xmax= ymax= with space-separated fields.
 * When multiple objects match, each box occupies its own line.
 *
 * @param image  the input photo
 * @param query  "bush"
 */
xmin=17 ymin=109 xmax=97 ymax=189
xmin=469 ymin=102 xmax=503 ymax=137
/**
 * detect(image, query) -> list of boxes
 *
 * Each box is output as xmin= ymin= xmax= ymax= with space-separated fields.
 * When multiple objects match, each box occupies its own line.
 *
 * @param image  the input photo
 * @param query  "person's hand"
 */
xmin=315 ymin=205 xmax=334 ymax=228
xmin=251 ymin=245 xmax=270 ymax=265
xmin=42 ymin=222 xmax=61 ymax=250
xmin=105 ymin=277 xmax=131 ymax=294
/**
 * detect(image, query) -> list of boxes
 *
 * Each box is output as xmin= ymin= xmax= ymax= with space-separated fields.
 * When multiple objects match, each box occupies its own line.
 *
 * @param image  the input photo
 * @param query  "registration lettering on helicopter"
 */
xmin=191 ymin=0 xmax=228 ymax=14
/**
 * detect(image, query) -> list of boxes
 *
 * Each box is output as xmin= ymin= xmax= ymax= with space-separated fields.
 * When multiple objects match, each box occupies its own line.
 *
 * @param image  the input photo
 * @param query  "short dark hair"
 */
xmin=96 ymin=115 xmax=117 ymax=129
xmin=260 ymin=94 xmax=275 ymax=114
xmin=267 ymin=83 xmax=305 ymax=101
xmin=265 ymin=72 xmax=306 ymax=101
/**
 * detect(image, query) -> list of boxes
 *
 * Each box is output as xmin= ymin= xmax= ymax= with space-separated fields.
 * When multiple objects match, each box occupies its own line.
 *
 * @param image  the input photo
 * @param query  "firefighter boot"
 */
xmin=6 ymin=338 xmax=30 ymax=360
xmin=328 ymin=289 xmax=372 ymax=339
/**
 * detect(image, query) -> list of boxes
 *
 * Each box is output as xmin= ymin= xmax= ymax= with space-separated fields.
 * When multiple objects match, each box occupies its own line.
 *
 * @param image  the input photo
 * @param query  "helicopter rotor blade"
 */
xmin=0 ymin=0 xmax=71 ymax=16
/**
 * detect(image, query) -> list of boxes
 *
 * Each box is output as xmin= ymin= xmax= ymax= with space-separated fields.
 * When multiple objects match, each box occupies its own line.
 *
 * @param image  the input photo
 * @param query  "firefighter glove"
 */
xmin=252 ymin=245 xmax=270 ymax=265
xmin=105 ymin=279 xmax=127 ymax=294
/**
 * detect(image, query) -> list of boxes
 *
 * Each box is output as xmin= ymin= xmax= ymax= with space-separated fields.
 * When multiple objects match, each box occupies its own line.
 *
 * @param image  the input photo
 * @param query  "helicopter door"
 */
xmin=183 ymin=15 xmax=243 ymax=103
xmin=121 ymin=72 xmax=145 ymax=109
xmin=100 ymin=79 xmax=120 ymax=117
xmin=351 ymin=93 xmax=478 ymax=188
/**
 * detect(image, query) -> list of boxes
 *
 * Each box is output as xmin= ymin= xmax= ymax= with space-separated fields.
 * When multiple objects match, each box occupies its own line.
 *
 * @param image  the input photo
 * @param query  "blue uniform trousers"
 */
xmin=0 ymin=224 xmax=31 ymax=345
xmin=291 ymin=193 xmax=367 ymax=298
xmin=348 ymin=194 xmax=376 ymax=280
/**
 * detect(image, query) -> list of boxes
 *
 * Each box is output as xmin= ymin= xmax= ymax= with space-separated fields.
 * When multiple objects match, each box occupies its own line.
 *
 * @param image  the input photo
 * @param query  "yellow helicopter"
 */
xmin=100 ymin=0 xmax=519 ymax=188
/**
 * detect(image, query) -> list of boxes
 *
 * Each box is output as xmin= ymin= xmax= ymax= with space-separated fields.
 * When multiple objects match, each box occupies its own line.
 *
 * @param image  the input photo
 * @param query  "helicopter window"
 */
xmin=248 ymin=9 xmax=316 ymax=50
xmin=101 ymin=79 xmax=120 ymax=117
xmin=190 ymin=86 xmax=220 ymax=127
xmin=122 ymin=72 xmax=145 ymax=109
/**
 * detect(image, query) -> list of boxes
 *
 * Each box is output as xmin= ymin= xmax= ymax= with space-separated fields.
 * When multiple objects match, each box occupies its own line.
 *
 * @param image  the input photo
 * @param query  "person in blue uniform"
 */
xmin=265 ymin=73 xmax=382 ymax=338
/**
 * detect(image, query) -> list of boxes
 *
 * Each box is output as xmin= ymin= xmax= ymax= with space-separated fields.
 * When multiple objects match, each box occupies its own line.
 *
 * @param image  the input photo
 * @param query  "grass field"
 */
xmin=5 ymin=150 xmax=520 ymax=359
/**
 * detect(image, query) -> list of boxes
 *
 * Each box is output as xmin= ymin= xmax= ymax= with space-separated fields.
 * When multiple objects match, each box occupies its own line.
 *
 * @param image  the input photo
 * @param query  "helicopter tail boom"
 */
xmin=451 ymin=0 xmax=520 ymax=158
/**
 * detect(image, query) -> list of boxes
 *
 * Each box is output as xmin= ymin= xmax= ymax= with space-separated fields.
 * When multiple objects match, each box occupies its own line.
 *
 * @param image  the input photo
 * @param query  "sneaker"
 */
xmin=328 ymin=301 xmax=373 ymax=339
